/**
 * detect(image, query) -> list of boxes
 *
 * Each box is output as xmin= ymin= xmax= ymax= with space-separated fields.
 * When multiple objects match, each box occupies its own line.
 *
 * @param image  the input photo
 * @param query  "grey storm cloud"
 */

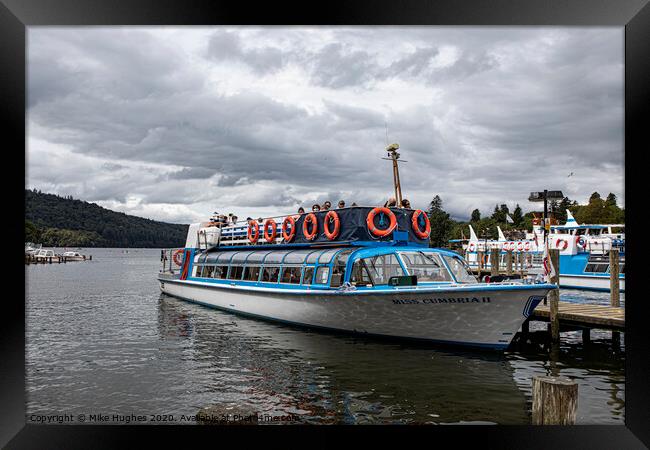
xmin=27 ymin=27 xmax=623 ymax=223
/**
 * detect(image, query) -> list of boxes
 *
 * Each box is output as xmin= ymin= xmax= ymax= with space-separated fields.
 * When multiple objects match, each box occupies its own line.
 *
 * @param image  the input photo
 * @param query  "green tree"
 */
xmin=512 ymin=204 xmax=523 ymax=227
xmin=25 ymin=220 xmax=40 ymax=242
xmin=428 ymin=195 xmax=454 ymax=248
xmin=470 ymin=209 xmax=481 ymax=222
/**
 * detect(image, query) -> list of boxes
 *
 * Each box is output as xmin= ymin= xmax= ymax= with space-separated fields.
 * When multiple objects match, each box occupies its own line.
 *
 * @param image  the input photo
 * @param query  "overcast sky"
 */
xmin=27 ymin=27 xmax=624 ymax=223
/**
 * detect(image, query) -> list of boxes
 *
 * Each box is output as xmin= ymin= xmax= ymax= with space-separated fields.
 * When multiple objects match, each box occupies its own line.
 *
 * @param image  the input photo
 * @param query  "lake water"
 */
xmin=25 ymin=248 xmax=625 ymax=425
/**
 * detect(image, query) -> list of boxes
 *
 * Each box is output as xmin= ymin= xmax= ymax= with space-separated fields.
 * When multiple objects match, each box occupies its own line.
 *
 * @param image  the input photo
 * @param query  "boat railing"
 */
xmin=199 ymin=212 xmax=299 ymax=248
xmin=160 ymin=248 xmax=186 ymax=273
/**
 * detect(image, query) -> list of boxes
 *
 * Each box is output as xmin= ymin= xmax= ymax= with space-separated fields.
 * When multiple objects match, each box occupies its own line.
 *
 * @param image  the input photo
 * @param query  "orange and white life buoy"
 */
xmin=263 ymin=218 xmax=277 ymax=243
xmin=282 ymin=216 xmax=296 ymax=242
xmin=366 ymin=207 xmax=397 ymax=238
xmin=411 ymin=209 xmax=431 ymax=239
xmin=468 ymin=242 xmax=477 ymax=252
xmin=576 ymin=236 xmax=586 ymax=250
xmin=247 ymin=220 xmax=260 ymax=244
xmin=172 ymin=249 xmax=184 ymax=266
xmin=323 ymin=210 xmax=341 ymax=240
xmin=516 ymin=241 xmax=524 ymax=252
xmin=303 ymin=213 xmax=318 ymax=240
xmin=555 ymin=238 xmax=568 ymax=250
xmin=524 ymin=241 xmax=531 ymax=251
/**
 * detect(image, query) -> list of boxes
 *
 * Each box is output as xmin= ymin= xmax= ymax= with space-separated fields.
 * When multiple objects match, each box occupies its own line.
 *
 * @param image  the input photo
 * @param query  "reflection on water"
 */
xmin=26 ymin=248 xmax=624 ymax=424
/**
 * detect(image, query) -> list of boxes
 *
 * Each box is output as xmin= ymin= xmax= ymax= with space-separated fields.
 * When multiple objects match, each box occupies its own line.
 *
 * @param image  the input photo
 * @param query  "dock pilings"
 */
xmin=532 ymin=375 xmax=578 ymax=425
xmin=549 ymin=249 xmax=561 ymax=342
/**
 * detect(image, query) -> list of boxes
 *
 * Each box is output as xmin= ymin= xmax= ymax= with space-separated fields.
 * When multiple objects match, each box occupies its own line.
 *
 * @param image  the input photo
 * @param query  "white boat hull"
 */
xmin=158 ymin=277 xmax=551 ymax=349
xmin=559 ymin=274 xmax=625 ymax=292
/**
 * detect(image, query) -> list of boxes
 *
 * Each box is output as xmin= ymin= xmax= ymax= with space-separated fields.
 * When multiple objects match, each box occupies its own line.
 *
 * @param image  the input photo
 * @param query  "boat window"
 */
xmin=261 ymin=266 xmax=280 ymax=283
xmin=215 ymin=265 xmax=229 ymax=279
xmin=264 ymin=251 xmax=290 ymax=264
xmin=330 ymin=249 xmax=353 ymax=287
xmin=280 ymin=266 xmax=302 ymax=284
xmin=283 ymin=250 xmax=314 ymax=264
xmin=243 ymin=265 xmax=261 ymax=281
xmin=230 ymin=251 xmax=255 ymax=264
xmin=620 ymin=264 xmax=625 ymax=274
xmin=228 ymin=265 xmax=244 ymax=280
xmin=350 ymin=259 xmax=373 ymax=286
xmin=315 ymin=266 xmax=330 ymax=284
xmin=246 ymin=251 xmax=273 ymax=263
xmin=399 ymin=252 xmax=452 ymax=282
xmin=442 ymin=255 xmax=478 ymax=283
xmin=585 ymin=263 xmax=609 ymax=273
xmin=359 ymin=253 xmax=405 ymax=285
xmin=302 ymin=266 xmax=315 ymax=285
xmin=202 ymin=265 xmax=215 ymax=278
xmin=318 ymin=249 xmax=340 ymax=264
xmin=216 ymin=252 xmax=235 ymax=263
xmin=306 ymin=250 xmax=324 ymax=264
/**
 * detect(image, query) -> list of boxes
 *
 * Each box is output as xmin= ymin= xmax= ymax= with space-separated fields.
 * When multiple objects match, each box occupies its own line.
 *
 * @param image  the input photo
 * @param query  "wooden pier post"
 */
xmin=549 ymin=249 xmax=560 ymax=342
xmin=490 ymin=248 xmax=500 ymax=276
xmin=477 ymin=251 xmax=483 ymax=277
xmin=532 ymin=375 xmax=578 ymax=425
xmin=609 ymin=249 xmax=620 ymax=307
xmin=506 ymin=250 xmax=513 ymax=276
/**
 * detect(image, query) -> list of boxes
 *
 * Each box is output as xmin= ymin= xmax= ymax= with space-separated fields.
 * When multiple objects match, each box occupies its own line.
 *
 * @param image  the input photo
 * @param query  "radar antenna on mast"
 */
xmin=381 ymin=142 xmax=407 ymax=205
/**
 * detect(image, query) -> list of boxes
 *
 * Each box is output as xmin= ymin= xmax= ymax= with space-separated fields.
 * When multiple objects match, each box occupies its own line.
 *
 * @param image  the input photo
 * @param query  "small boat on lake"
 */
xmin=62 ymin=251 xmax=86 ymax=261
xmin=158 ymin=144 xmax=554 ymax=350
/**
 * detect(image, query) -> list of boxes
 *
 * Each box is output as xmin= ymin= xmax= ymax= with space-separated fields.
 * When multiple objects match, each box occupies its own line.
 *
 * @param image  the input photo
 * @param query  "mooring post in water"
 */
xmin=609 ymin=249 xmax=620 ymax=307
xmin=506 ymin=250 xmax=513 ymax=276
xmin=532 ymin=375 xmax=578 ymax=425
xmin=490 ymin=248 xmax=499 ymax=276
xmin=549 ymin=249 xmax=560 ymax=342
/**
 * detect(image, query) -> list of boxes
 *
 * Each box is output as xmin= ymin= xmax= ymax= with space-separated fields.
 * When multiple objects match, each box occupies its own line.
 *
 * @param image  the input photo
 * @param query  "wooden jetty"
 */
xmin=531 ymin=301 xmax=624 ymax=330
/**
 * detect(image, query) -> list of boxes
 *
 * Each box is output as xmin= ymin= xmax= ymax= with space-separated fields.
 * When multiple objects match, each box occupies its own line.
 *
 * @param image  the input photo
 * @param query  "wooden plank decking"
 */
xmin=531 ymin=301 xmax=624 ymax=330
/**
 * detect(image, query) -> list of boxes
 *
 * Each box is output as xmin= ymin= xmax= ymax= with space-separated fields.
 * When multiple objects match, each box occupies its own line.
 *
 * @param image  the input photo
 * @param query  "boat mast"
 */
xmin=383 ymin=143 xmax=406 ymax=205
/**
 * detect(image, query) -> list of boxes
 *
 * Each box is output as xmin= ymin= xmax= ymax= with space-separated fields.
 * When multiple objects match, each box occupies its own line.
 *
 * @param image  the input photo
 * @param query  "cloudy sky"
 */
xmin=27 ymin=27 xmax=624 ymax=223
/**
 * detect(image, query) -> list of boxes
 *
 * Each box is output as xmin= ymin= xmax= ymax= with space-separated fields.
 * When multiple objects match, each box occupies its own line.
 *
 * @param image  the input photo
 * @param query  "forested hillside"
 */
xmin=25 ymin=190 xmax=188 ymax=248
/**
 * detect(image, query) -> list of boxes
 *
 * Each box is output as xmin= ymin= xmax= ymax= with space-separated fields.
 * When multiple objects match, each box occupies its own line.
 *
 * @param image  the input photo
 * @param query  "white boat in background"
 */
xmin=462 ymin=210 xmax=624 ymax=292
xmin=34 ymin=249 xmax=55 ymax=260
xmin=25 ymin=242 xmax=42 ymax=255
xmin=62 ymin=251 xmax=85 ymax=261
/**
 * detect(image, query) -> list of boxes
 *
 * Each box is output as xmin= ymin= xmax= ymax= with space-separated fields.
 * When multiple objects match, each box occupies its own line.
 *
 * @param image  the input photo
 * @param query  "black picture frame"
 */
xmin=3 ymin=0 xmax=648 ymax=448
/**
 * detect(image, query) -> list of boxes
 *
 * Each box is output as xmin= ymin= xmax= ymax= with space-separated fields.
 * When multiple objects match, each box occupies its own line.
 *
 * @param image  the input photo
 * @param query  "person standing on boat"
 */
xmin=322 ymin=201 xmax=332 ymax=210
xmin=337 ymin=200 xmax=346 ymax=209
xmin=297 ymin=207 xmax=305 ymax=214
xmin=384 ymin=197 xmax=397 ymax=207
xmin=401 ymin=199 xmax=411 ymax=209
xmin=312 ymin=204 xmax=321 ymax=212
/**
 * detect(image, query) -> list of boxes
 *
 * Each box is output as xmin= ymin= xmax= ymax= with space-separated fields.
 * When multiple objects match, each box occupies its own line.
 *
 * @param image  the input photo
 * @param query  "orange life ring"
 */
xmin=468 ymin=242 xmax=476 ymax=252
xmin=524 ymin=241 xmax=531 ymax=251
xmin=556 ymin=238 xmax=568 ymax=250
xmin=247 ymin=220 xmax=260 ymax=244
xmin=263 ymin=218 xmax=277 ymax=243
xmin=282 ymin=216 xmax=296 ymax=242
xmin=303 ymin=213 xmax=318 ymax=240
xmin=516 ymin=241 xmax=524 ymax=251
xmin=173 ymin=249 xmax=184 ymax=266
xmin=323 ymin=210 xmax=340 ymax=240
xmin=366 ymin=207 xmax=397 ymax=237
xmin=411 ymin=209 xmax=430 ymax=239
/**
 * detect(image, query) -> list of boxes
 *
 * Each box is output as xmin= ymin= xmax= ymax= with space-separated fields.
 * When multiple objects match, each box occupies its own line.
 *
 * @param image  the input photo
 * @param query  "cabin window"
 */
xmin=399 ymin=252 xmax=452 ymax=282
xmin=243 ymin=265 xmax=261 ymax=281
xmin=280 ymin=266 xmax=302 ymax=284
xmin=357 ymin=254 xmax=405 ymax=285
xmin=330 ymin=249 xmax=353 ymax=287
xmin=212 ymin=265 xmax=225 ymax=278
xmin=585 ymin=263 xmax=609 ymax=273
xmin=229 ymin=265 xmax=244 ymax=280
xmin=318 ymin=249 xmax=340 ymax=264
xmin=261 ymin=266 xmax=280 ymax=283
xmin=264 ymin=251 xmax=290 ymax=264
xmin=350 ymin=260 xmax=373 ymax=286
xmin=442 ymin=255 xmax=478 ymax=283
xmin=217 ymin=266 xmax=229 ymax=279
xmin=315 ymin=266 xmax=330 ymax=284
xmin=202 ymin=265 xmax=215 ymax=278
xmin=306 ymin=251 xmax=324 ymax=264
xmin=283 ymin=250 xmax=314 ymax=264
xmin=302 ymin=266 xmax=315 ymax=285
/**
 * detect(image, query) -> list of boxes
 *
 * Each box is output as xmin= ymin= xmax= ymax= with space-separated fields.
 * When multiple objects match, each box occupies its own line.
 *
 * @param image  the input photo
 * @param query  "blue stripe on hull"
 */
xmin=161 ymin=290 xmax=510 ymax=351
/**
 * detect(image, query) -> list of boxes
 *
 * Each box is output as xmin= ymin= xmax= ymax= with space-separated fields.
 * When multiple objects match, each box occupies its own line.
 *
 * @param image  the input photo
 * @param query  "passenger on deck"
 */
xmin=322 ymin=201 xmax=332 ymax=210
xmin=384 ymin=197 xmax=397 ymax=208
xmin=337 ymin=200 xmax=345 ymax=209
xmin=401 ymin=199 xmax=411 ymax=209
xmin=297 ymin=207 xmax=305 ymax=214
xmin=231 ymin=215 xmax=238 ymax=225
xmin=351 ymin=202 xmax=358 ymax=207
xmin=312 ymin=204 xmax=321 ymax=212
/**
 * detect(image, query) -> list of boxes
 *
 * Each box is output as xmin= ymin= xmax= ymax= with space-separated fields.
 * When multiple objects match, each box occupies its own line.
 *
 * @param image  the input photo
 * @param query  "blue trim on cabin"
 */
xmin=161 ymin=290 xmax=510 ymax=350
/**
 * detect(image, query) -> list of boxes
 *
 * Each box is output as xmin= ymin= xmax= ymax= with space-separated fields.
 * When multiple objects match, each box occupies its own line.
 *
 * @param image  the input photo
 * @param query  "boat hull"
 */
xmin=158 ymin=278 xmax=551 ymax=349
xmin=559 ymin=274 xmax=625 ymax=292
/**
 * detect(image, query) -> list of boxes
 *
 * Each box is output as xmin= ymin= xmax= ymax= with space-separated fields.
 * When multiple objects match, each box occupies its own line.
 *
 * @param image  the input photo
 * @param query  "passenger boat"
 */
xmin=462 ymin=210 xmax=625 ymax=292
xmin=158 ymin=144 xmax=554 ymax=349
xmin=34 ymin=249 xmax=55 ymax=260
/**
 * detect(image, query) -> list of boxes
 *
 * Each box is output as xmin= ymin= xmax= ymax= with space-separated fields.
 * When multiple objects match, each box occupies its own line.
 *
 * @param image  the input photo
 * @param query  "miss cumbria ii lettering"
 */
xmin=392 ymin=297 xmax=491 ymax=305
